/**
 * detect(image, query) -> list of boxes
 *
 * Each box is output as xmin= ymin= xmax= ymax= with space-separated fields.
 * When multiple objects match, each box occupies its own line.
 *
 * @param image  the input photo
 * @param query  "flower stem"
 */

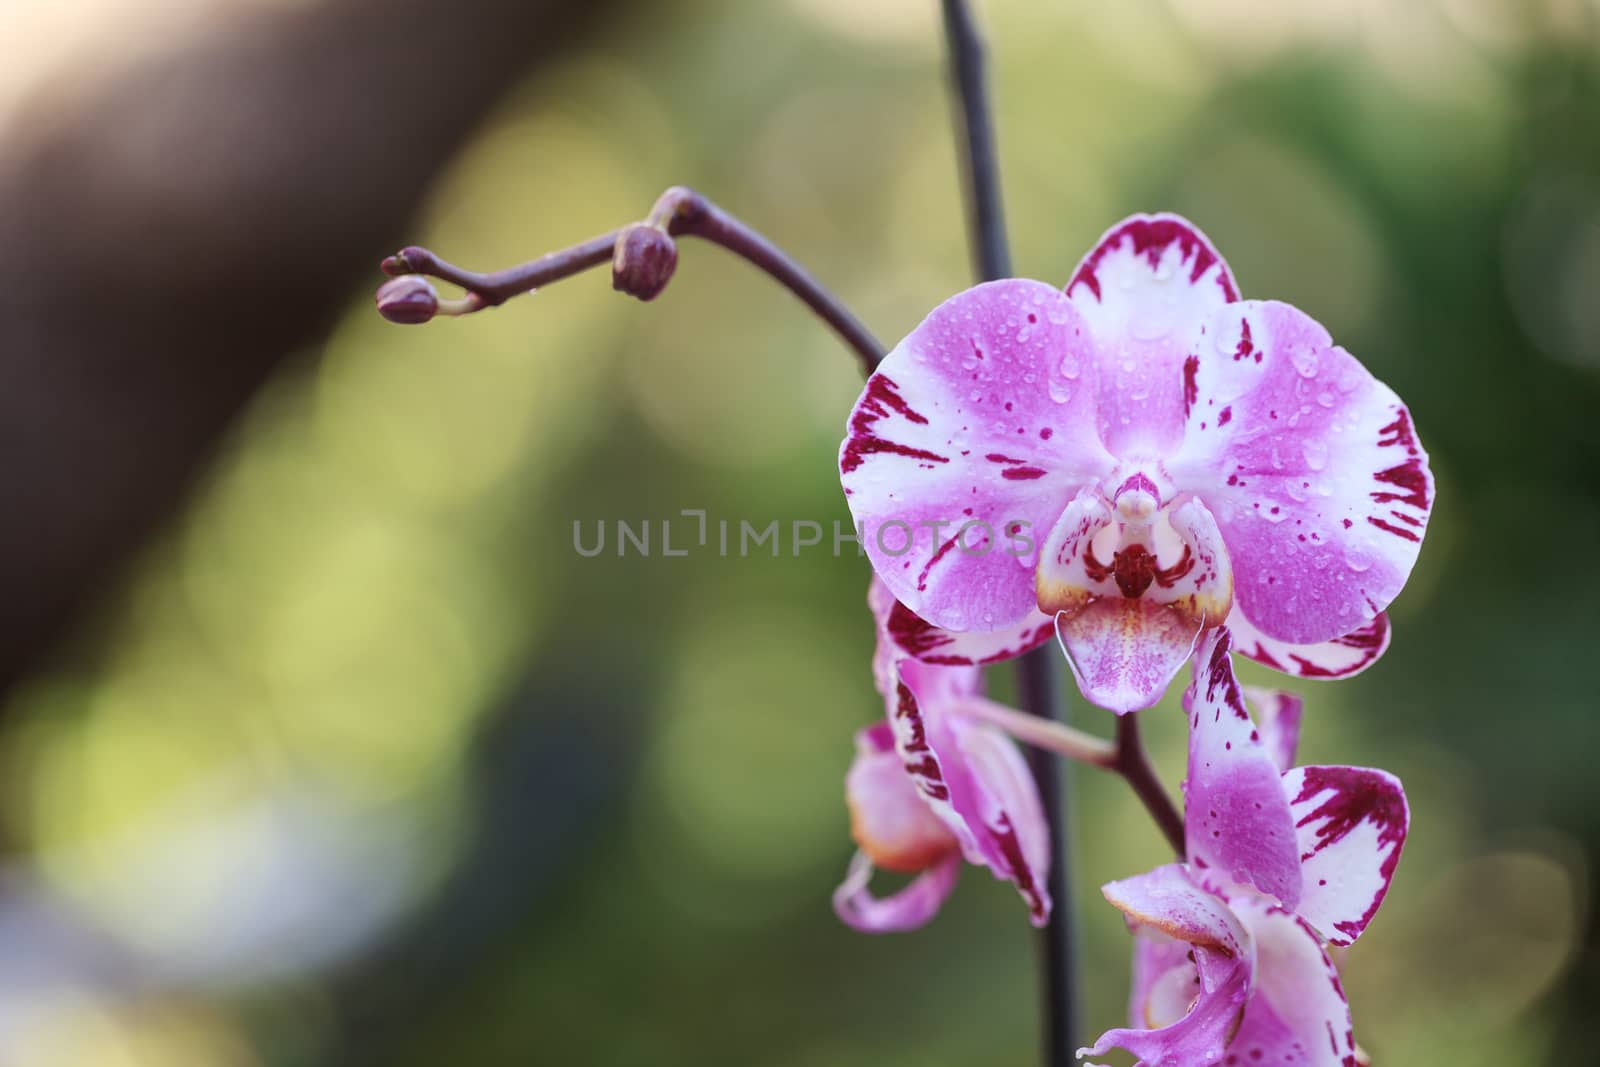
xmin=1113 ymin=713 xmax=1186 ymax=856
xmin=379 ymin=186 xmax=886 ymax=376
xmin=950 ymin=697 xmax=1115 ymax=767
xmin=940 ymin=3 xmax=1078 ymax=1063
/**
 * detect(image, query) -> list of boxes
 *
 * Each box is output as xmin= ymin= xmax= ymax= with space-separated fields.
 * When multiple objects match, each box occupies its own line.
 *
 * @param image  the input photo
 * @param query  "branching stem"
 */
xmin=379 ymin=186 xmax=884 ymax=376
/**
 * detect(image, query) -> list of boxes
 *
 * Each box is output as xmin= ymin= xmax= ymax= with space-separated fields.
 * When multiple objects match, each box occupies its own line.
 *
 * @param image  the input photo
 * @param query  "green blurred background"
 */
xmin=0 ymin=0 xmax=1594 ymax=1063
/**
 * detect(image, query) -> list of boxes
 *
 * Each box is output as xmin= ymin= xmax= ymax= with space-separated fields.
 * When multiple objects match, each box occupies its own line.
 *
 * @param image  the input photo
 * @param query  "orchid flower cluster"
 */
xmin=834 ymin=215 xmax=1429 ymax=1065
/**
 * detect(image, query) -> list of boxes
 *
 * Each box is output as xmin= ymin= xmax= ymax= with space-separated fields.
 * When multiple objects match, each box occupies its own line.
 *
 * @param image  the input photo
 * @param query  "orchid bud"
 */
xmin=611 ymin=223 xmax=678 ymax=301
xmin=376 ymin=275 xmax=440 ymax=324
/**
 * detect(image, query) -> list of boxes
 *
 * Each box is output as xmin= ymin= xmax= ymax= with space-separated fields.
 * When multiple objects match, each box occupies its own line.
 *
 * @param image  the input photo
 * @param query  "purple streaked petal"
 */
xmin=1243 ymin=686 xmax=1304 ymax=774
xmin=832 ymin=849 xmax=962 ymax=933
xmin=840 ymin=280 xmax=1115 ymax=633
xmin=845 ymin=723 xmax=960 ymax=873
xmin=1065 ymin=213 xmax=1240 ymax=460
xmin=1225 ymin=896 xmax=1356 ymax=1067
xmin=1185 ymin=629 xmax=1302 ymax=909
xmin=1171 ymin=300 xmax=1433 ymax=646
xmin=869 ymin=578 xmax=980 ymax=713
xmin=886 ymin=598 xmax=1056 ymax=667
xmin=888 ymin=671 xmax=1051 ymax=924
xmin=1231 ymin=608 xmax=1392 ymax=681
xmin=949 ymin=718 xmax=1052 ymax=926
xmin=1055 ymin=599 xmax=1202 ymax=714
xmin=887 ymin=679 xmax=982 ymax=859
xmin=1285 ymin=765 xmax=1409 ymax=947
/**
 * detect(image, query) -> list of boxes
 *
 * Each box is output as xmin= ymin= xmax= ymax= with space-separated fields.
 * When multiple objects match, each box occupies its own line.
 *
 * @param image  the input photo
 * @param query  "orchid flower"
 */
xmin=839 ymin=214 xmax=1433 ymax=712
xmin=1080 ymin=628 xmax=1408 ymax=1066
xmin=834 ymin=579 xmax=1052 ymax=932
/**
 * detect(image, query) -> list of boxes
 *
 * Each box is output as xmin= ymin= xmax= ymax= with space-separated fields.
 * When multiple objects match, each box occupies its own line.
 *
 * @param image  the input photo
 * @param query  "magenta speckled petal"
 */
xmin=1184 ymin=629 xmax=1302 ymax=909
xmin=832 ymin=849 xmax=962 ymax=933
xmin=841 ymin=280 xmax=1114 ymax=633
xmin=1224 ymin=896 xmax=1356 ymax=1067
xmin=1056 ymin=599 xmax=1202 ymax=714
xmin=1102 ymin=863 xmax=1246 ymax=953
xmin=1064 ymin=213 xmax=1240 ymax=459
xmin=1285 ymin=765 xmax=1409 ymax=947
xmin=1171 ymin=300 xmax=1433 ymax=646
xmin=1231 ymin=608 xmax=1392 ymax=680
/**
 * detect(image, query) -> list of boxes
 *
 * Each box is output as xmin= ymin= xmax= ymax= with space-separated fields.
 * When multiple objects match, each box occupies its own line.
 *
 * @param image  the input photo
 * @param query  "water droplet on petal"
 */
xmin=1060 ymin=356 xmax=1081 ymax=380
xmin=1291 ymin=347 xmax=1319 ymax=378
xmin=1302 ymin=439 xmax=1329 ymax=471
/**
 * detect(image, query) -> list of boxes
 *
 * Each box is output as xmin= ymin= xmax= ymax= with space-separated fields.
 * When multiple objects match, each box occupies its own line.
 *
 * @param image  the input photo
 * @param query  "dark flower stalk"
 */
xmin=940 ymin=2 xmax=1079 ymax=1061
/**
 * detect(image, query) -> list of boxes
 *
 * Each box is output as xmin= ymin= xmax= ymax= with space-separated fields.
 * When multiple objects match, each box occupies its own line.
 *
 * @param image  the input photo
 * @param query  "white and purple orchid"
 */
xmin=834 ymin=579 xmax=1052 ymax=932
xmin=839 ymin=214 xmax=1432 ymax=712
xmin=1080 ymin=628 xmax=1408 ymax=1066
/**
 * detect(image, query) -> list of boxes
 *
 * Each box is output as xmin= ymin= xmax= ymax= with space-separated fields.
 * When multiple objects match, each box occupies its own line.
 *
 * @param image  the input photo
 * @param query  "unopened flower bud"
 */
xmin=611 ymin=224 xmax=678 ymax=301
xmin=376 ymin=275 xmax=439 ymax=324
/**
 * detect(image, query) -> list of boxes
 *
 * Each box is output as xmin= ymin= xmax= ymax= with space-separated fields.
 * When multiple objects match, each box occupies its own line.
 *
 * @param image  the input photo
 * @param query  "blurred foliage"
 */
xmin=1 ymin=0 xmax=1598 ymax=1064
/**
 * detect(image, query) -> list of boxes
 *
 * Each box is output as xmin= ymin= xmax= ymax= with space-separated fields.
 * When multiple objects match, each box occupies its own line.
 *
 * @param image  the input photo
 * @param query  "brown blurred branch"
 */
xmin=0 ymin=0 xmax=620 ymax=696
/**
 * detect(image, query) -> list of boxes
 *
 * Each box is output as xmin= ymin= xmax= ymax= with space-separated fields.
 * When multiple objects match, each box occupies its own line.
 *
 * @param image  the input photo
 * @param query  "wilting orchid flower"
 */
xmin=1080 ymin=629 xmax=1408 ymax=1065
xmin=834 ymin=580 xmax=1051 ymax=932
xmin=839 ymin=214 xmax=1433 ymax=712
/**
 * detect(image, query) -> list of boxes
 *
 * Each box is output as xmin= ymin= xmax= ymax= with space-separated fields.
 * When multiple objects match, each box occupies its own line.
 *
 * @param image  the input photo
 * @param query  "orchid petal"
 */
xmin=951 ymin=718 xmax=1052 ymax=926
xmin=1130 ymin=927 xmax=1201 ymax=1029
xmin=1101 ymin=863 xmax=1246 ymax=954
xmin=1285 ymin=766 xmax=1409 ymax=947
xmin=868 ymin=578 xmax=981 ymax=713
xmin=1065 ymin=213 xmax=1240 ymax=459
xmin=1231 ymin=608 xmax=1392 ymax=680
xmin=885 ymin=598 xmax=1056 ymax=667
xmin=1081 ymin=951 xmax=1249 ymax=1067
xmin=1090 ymin=867 xmax=1252 ymax=1066
xmin=832 ymin=849 xmax=962 ymax=933
xmin=840 ymin=280 xmax=1114 ymax=632
xmin=888 ymin=672 xmax=1051 ymax=924
xmin=1172 ymin=300 xmax=1433 ymax=646
xmin=1056 ymin=599 xmax=1201 ymax=714
xmin=1162 ymin=495 xmax=1235 ymax=625
xmin=844 ymin=723 xmax=959 ymax=873
xmin=1243 ymin=686 xmax=1304 ymax=774
xmin=1185 ymin=629 xmax=1302 ymax=909
xmin=1226 ymin=897 xmax=1356 ymax=1067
